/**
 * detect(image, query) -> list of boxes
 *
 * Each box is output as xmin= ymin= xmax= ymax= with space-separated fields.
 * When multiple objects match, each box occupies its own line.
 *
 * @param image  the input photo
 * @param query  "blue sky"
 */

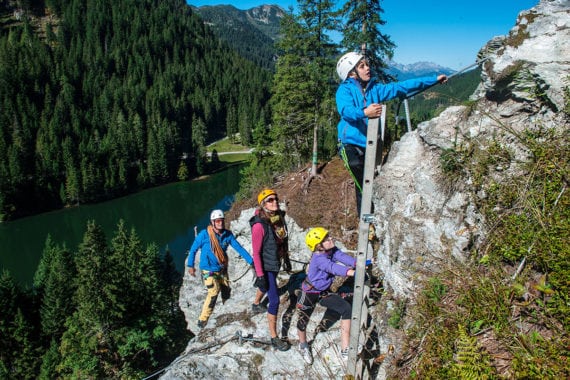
xmin=186 ymin=0 xmax=539 ymax=70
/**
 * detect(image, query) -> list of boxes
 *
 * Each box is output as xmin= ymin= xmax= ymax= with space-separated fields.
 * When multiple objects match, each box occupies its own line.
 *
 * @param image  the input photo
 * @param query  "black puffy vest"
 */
xmin=249 ymin=213 xmax=286 ymax=272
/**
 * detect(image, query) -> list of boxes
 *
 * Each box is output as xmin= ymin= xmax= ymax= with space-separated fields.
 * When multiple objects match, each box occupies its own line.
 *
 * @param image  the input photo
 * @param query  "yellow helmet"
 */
xmin=305 ymin=227 xmax=329 ymax=251
xmin=257 ymin=189 xmax=277 ymax=205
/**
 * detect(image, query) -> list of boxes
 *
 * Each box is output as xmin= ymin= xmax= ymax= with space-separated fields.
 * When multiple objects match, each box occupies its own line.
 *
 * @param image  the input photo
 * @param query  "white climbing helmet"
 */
xmin=336 ymin=52 xmax=364 ymax=81
xmin=210 ymin=209 xmax=224 ymax=220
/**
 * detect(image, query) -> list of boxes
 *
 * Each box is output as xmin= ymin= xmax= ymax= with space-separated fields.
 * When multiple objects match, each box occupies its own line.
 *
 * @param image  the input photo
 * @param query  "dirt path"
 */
xmin=207 ymin=149 xmax=253 ymax=156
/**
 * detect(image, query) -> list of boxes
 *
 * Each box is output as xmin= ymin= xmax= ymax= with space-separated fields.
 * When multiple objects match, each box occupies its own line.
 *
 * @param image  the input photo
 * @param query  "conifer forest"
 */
xmin=1 ymin=0 xmax=271 ymax=377
xmin=0 ymin=0 xmax=271 ymax=221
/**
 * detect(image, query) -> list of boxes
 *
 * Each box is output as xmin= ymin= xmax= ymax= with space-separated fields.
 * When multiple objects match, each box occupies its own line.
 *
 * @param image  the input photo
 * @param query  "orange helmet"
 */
xmin=257 ymin=189 xmax=277 ymax=205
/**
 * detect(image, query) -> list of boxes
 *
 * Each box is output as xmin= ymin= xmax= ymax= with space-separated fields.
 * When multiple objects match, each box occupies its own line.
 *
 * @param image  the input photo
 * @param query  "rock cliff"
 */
xmin=161 ymin=1 xmax=569 ymax=378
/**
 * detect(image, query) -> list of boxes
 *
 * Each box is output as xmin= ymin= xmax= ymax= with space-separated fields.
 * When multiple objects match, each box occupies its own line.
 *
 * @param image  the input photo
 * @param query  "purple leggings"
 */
xmin=265 ymin=271 xmax=280 ymax=315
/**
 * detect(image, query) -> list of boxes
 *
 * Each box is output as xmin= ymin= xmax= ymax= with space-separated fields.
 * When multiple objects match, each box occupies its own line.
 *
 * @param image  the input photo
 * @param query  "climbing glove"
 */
xmin=283 ymin=256 xmax=292 ymax=273
xmin=254 ymin=276 xmax=268 ymax=293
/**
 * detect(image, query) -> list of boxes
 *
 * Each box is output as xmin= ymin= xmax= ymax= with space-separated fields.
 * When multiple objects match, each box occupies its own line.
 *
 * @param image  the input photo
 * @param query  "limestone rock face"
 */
xmin=474 ymin=0 xmax=570 ymax=111
xmin=162 ymin=1 xmax=569 ymax=378
xmin=372 ymin=0 xmax=569 ymax=376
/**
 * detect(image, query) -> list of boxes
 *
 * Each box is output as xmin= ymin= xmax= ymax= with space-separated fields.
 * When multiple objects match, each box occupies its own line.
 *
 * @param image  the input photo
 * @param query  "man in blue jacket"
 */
xmin=336 ymin=52 xmax=448 ymax=214
xmin=187 ymin=209 xmax=253 ymax=328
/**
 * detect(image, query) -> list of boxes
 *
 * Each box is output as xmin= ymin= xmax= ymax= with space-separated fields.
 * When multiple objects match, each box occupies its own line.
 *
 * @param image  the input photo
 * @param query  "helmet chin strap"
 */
xmin=350 ymin=70 xmax=368 ymax=87
xmin=356 ymin=71 xmax=368 ymax=86
xmin=262 ymin=206 xmax=275 ymax=214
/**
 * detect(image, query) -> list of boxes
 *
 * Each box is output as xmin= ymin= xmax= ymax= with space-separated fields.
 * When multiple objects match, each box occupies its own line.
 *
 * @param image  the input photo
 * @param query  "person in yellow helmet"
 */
xmin=296 ymin=227 xmax=358 ymax=364
xmin=249 ymin=189 xmax=291 ymax=351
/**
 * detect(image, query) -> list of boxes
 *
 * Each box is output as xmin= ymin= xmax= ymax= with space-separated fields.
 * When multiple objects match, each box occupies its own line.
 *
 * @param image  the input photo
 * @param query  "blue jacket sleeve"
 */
xmin=372 ymin=75 xmax=439 ymax=102
xmin=229 ymin=233 xmax=253 ymax=265
xmin=186 ymin=230 xmax=205 ymax=268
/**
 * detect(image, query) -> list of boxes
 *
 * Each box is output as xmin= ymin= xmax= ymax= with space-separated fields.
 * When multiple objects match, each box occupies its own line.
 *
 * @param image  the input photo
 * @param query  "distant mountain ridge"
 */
xmin=386 ymin=60 xmax=456 ymax=80
xmin=191 ymin=3 xmax=456 ymax=76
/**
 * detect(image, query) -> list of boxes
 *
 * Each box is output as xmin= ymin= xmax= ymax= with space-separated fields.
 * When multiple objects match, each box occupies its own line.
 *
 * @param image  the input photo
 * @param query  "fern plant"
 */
xmin=451 ymin=325 xmax=496 ymax=379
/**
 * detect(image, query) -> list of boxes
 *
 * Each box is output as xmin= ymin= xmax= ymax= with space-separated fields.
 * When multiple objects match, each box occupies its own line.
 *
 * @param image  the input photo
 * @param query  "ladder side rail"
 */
xmin=347 ymin=112 xmax=382 ymax=378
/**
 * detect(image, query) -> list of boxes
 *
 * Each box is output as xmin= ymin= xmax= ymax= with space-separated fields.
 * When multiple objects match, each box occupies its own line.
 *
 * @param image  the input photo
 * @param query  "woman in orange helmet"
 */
xmin=249 ymin=189 xmax=291 ymax=351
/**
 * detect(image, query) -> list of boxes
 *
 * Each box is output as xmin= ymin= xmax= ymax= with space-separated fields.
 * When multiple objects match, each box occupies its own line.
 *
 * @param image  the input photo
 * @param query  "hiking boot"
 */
xmin=299 ymin=343 xmax=313 ymax=365
xmin=197 ymin=320 xmax=206 ymax=329
xmin=251 ymin=303 xmax=267 ymax=314
xmin=271 ymin=337 xmax=290 ymax=351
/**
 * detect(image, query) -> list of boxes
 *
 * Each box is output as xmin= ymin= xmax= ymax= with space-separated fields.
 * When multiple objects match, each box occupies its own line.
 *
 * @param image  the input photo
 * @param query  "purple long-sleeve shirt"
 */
xmin=302 ymin=247 xmax=356 ymax=293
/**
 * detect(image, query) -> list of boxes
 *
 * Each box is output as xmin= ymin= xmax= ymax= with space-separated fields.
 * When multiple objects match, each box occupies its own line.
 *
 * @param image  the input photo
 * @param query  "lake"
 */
xmin=0 ymin=164 xmax=244 ymax=287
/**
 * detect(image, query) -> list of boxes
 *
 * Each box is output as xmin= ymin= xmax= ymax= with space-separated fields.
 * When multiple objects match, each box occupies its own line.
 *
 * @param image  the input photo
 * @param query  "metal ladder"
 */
xmin=346 ymin=106 xmax=386 ymax=379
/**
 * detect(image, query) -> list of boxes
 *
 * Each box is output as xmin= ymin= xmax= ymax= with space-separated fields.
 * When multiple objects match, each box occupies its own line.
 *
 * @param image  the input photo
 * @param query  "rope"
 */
xmin=339 ymin=144 xmax=363 ymax=193
xmin=229 ymin=259 xmax=308 ymax=285
xmin=229 ymin=265 xmax=251 ymax=282
xmin=289 ymin=258 xmax=309 ymax=265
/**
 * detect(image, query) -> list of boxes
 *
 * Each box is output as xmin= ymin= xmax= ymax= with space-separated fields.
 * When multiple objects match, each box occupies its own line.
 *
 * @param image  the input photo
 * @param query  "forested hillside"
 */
xmin=0 ymin=0 xmax=271 ymax=221
xmin=399 ymin=67 xmax=481 ymax=123
xmin=192 ymin=4 xmax=284 ymax=70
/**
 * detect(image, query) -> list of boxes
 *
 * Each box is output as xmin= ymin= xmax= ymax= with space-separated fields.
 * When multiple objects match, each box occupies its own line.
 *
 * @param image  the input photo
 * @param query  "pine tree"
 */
xmin=106 ymin=221 xmax=158 ymax=375
xmin=161 ymin=248 xmax=182 ymax=304
xmin=177 ymin=160 xmax=189 ymax=181
xmin=0 ymin=270 xmax=20 ymax=377
xmin=109 ymin=220 xmax=148 ymax=324
xmin=0 ymin=271 xmax=42 ymax=379
xmin=226 ymin=104 xmax=238 ymax=143
xmin=191 ymin=115 xmax=208 ymax=176
xmin=58 ymin=312 xmax=102 ymax=379
xmin=151 ymin=245 xmax=189 ymax=368
xmin=10 ymin=309 xmax=42 ymax=378
xmin=252 ymin=114 xmax=270 ymax=149
xmin=75 ymin=221 xmax=114 ymax=320
xmin=38 ymin=339 xmax=60 ymax=380
xmin=271 ymin=0 xmax=339 ymax=172
xmin=58 ymin=221 xmax=113 ymax=378
xmin=35 ymin=237 xmax=77 ymax=339
xmin=106 ymin=222 xmax=188 ymax=376
xmin=339 ymin=0 xmax=395 ymax=80
xmin=238 ymin=102 xmax=252 ymax=146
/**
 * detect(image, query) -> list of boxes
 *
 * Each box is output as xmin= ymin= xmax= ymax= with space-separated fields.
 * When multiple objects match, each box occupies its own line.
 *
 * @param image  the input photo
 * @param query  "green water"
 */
xmin=0 ymin=165 xmax=243 ymax=287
